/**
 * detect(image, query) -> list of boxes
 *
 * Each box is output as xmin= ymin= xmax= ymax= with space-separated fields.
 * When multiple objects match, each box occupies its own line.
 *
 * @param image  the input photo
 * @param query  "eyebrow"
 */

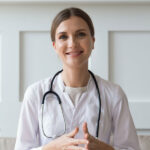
xmin=57 ymin=29 xmax=87 ymax=35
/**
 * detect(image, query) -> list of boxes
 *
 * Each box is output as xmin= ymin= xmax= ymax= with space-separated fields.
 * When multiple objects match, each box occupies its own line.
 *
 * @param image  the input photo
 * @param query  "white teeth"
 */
xmin=70 ymin=52 xmax=80 ymax=54
xmin=66 ymin=51 xmax=83 ymax=55
xmin=67 ymin=51 xmax=82 ymax=56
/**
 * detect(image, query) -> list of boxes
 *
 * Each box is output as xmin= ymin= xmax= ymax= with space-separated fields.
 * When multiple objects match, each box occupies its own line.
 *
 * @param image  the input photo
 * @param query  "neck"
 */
xmin=62 ymin=66 xmax=90 ymax=87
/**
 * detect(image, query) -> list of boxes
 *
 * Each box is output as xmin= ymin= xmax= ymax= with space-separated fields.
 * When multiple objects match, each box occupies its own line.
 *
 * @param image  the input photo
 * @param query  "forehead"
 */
xmin=56 ymin=16 xmax=90 ymax=33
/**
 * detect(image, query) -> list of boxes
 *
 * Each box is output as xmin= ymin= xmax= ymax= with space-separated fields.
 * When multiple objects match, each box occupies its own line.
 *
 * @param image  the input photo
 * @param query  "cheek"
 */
xmin=57 ymin=41 xmax=66 ymax=49
xmin=84 ymin=39 xmax=94 ymax=49
xmin=55 ymin=42 xmax=64 ymax=51
xmin=55 ymin=43 xmax=67 ymax=55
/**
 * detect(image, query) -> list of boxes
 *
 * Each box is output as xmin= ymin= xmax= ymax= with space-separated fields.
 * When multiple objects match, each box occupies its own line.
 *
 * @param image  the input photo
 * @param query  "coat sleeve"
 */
xmin=112 ymin=86 xmax=140 ymax=150
xmin=14 ymin=86 xmax=42 ymax=150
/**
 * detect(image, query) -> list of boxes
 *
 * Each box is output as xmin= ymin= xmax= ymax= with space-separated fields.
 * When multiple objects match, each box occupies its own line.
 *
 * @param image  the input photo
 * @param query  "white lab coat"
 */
xmin=15 ymin=73 xmax=140 ymax=150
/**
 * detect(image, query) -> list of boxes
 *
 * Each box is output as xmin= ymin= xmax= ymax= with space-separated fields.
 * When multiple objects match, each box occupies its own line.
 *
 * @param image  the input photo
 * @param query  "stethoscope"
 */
xmin=41 ymin=70 xmax=101 ymax=139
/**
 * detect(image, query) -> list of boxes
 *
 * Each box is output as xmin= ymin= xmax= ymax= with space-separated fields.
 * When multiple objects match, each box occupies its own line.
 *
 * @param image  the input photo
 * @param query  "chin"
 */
xmin=64 ymin=61 xmax=88 ymax=69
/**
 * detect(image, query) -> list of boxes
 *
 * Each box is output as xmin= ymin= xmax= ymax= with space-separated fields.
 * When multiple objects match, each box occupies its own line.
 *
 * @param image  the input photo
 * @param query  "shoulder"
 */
xmin=94 ymin=74 xmax=127 ymax=103
xmin=27 ymin=77 xmax=51 ymax=93
xmin=23 ymin=77 xmax=52 ymax=104
xmin=94 ymin=74 xmax=129 ymax=117
xmin=95 ymin=75 xmax=123 ymax=93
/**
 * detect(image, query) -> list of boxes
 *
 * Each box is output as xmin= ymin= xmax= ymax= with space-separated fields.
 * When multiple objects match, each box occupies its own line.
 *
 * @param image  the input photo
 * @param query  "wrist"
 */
xmin=42 ymin=143 xmax=55 ymax=150
xmin=42 ymin=145 xmax=48 ymax=150
xmin=98 ymin=140 xmax=114 ymax=150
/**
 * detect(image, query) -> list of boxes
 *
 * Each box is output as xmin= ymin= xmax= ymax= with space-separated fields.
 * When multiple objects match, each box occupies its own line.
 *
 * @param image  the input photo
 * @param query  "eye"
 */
xmin=77 ymin=32 xmax=86 ymax=38
xmin=59 ymin=35 xmax=68 ymax=40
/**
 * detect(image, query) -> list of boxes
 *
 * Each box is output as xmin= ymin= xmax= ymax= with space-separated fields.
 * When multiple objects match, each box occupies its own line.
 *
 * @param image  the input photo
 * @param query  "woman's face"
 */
xmin=53 ymin=16 xmax=95 ymax=69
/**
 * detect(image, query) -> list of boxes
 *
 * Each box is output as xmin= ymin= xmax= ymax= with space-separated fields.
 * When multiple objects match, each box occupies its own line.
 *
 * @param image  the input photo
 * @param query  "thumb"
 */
xmin=67 ymin=127 xmax=79 ymax=138
xmin=82 ymin=122 xmax=89 ymax=134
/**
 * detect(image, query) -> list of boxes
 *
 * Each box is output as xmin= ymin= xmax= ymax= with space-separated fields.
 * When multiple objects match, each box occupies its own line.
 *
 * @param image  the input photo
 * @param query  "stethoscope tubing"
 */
xmin=88 ymin=70 xmax=101 ymax=138
xmin=41 ymin=70 xmax=101 ymax=138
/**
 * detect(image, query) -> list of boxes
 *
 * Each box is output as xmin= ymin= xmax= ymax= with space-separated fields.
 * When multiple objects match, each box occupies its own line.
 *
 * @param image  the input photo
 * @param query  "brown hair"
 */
xmin=50 ymin=7 xmax=95 ymax=42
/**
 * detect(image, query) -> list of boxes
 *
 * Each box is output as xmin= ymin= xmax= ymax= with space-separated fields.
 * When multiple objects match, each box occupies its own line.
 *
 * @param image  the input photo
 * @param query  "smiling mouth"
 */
xmin=66 ymin=51 xmax=83 ymax=56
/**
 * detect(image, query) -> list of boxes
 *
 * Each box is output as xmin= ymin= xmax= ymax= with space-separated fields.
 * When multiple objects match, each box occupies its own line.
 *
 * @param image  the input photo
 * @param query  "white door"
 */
xmin=0 ymin=1 xmax=150 ymax=137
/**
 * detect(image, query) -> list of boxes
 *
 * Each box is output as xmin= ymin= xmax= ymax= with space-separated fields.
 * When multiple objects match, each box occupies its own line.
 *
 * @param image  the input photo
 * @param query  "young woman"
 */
xmin=15 ymin=7 xmax=140 ymax=150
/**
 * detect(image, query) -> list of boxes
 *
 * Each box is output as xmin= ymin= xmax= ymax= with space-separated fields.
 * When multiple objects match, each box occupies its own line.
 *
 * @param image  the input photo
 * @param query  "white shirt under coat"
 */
xmin=15 ymin=73 xmax=140 ymax=150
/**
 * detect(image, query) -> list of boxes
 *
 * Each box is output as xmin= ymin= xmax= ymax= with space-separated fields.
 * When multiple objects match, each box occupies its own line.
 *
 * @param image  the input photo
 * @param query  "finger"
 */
xmin=70 ymin=139 xmax=89 ymax=145
xmin=67 ymin=127 xmax=79 ymax=138
xmin=82 ymin=122 xmax=89 ymax=134
xmin=64 ymin=145 xmax=87 ymax=150
xmin=84 ymin=133 xmax=95 ymax=143
xmin=84 ymin=133 xmax=89 ymax=140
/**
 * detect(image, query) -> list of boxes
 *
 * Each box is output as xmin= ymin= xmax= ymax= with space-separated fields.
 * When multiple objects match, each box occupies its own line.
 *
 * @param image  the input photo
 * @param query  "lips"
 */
xmin=66 ymin=51 xmax=83 ymax=56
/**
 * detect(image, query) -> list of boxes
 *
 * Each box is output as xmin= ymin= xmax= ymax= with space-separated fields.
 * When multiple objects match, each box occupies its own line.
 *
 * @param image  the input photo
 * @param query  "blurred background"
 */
xmin=0 ymin=0 xmax=150 ymax=149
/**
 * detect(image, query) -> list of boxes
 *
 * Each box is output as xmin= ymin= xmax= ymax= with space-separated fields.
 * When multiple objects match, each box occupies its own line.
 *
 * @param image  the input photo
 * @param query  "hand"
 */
xmin=43 ymin=127 xmax=88 ymax=150
xmin=82 ymin=122 xmax=114 ymax=150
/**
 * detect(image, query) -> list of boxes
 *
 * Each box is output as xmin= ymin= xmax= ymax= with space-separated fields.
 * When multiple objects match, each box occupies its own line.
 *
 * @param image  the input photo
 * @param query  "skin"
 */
xmin=42 ymin=127 xmax=88 ymax=150
xmin=53 ymin=16 xmax=94 ymax=87
xmin=82 ymin=123 xmax=114 ymax=150
xmin=43 ymin=16 xmax=114 ymax=150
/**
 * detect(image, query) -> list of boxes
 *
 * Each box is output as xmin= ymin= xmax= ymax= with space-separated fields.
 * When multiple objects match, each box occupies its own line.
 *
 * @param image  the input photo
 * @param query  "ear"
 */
xmin=92 ymin=37 xmax=95 ymax=50
xmin=52 ymin=41 xmax=56 ymax=50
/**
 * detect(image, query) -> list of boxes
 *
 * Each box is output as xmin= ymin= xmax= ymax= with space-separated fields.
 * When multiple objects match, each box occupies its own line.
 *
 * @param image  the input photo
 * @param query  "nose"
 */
xmin=68 ymin=36 xmax=78 ymax=48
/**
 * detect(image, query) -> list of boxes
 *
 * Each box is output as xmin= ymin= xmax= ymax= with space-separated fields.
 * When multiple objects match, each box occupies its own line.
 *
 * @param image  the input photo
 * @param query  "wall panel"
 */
xmin=20 ymin=31 xmax=61 ymax=100
xmin=0 ymin=34 xmax=2 ymax=103
xmin=109 ymin=31 xmax=150 ymax=101
xmin=109 ymin=31 xmax=150 ymax=128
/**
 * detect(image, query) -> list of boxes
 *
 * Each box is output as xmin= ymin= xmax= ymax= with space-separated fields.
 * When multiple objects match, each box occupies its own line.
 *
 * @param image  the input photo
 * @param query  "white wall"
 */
xmin=0 ymin=0 xmax=150 ymax=137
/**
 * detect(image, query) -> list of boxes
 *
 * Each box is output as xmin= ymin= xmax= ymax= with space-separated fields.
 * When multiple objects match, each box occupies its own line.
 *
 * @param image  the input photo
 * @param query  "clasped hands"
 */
xmin=43 ymin=122 xmax=114 ymax=150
